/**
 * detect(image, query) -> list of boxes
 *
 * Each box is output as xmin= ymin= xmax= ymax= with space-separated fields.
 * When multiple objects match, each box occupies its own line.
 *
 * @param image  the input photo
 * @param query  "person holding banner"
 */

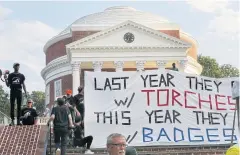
xmin=106 ymin=133 xmax=127 ymax=155
xmin=4 ymin=63 xmax=27 ymax=126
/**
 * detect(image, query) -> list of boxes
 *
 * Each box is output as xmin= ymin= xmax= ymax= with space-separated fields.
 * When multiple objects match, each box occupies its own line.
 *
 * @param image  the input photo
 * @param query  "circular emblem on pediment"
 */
xmin=124 ymin=32 xmax=134 ymax=43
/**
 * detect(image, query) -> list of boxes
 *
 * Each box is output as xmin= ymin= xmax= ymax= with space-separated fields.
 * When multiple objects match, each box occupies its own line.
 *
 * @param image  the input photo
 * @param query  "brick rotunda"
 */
xmin=41 ymin=6 xmax=202 ymax=107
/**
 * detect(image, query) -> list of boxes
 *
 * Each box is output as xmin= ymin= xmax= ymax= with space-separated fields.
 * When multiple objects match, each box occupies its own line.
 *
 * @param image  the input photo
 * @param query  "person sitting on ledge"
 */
xmin=21 ymin=99 xmax=38 ymax=125
xmin=73 ymin=116 xmax=94 ymax=154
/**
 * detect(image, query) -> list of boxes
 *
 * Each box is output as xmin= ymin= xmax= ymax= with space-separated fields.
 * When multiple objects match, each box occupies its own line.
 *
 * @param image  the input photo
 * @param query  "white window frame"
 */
xmin=45 ymin=84 xmax=50 ymax=105
xmin=54 ymin=79 xmax=62 ymax=100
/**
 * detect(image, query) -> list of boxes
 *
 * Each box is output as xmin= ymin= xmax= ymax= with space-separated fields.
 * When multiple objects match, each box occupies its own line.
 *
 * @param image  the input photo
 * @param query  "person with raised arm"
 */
xmin=4 ymin=63 xmax=27 ymax=126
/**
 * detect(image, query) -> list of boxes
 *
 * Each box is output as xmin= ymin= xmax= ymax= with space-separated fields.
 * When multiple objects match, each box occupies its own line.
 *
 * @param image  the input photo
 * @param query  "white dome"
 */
xmin=74 ymin=6 xmax=169 ymax=25
xmin=58 ymin=6 xmax=173 ymax=36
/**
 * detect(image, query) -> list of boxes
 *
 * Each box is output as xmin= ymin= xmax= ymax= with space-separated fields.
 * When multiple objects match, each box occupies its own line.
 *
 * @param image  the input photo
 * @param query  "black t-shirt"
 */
xmin=65 ymin=96 xmax=75 ymax=112
xmin=8 ymin=72 xmax=25 ymax=91
xmin=51 ymin=105 xmax=70 ymax=129
xmin=74 ymin=125 xmax=84 ymax=140
xmin=21 ymin=108 xmax=38 ymax=125
xmin=73 ymin=94 xmax=85 ymax=119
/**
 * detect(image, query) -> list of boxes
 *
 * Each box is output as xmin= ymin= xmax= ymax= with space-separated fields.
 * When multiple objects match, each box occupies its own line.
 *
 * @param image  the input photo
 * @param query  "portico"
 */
xmin=66 ymin=21 xmax=191 ymax=95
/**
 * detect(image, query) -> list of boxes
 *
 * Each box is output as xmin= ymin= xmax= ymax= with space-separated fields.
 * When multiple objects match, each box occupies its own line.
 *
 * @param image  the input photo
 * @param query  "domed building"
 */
xmin=41 ymin=6 xmax=202 ymax=106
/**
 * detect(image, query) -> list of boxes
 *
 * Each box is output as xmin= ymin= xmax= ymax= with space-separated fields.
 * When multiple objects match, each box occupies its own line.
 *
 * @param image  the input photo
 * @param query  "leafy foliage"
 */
xmin=198 ymin=55 xmax=239 ymax=78
xmin=0 ymin=87 xmax=46 ymax=117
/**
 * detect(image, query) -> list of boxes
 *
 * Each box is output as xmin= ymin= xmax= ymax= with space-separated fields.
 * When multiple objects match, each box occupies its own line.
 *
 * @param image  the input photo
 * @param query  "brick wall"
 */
xmin=46 ymin=37 xmax=72 ymax=64
xmin=72 ymin=31 xmax=99 ymax=41
xmin=49 ymin=74 xmax=72 ymax=105
xmin=0 ymin=125 xmax=48 ymax=155
xmin=159 ymin=30 xmax=180 ymax=39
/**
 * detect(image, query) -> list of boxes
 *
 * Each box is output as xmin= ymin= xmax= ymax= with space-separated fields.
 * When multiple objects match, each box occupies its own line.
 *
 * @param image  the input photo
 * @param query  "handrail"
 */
xmin=0 ymin=110 xmax=11 ymax=120
xmin=49 ymin=122 xmax=52 ymax=155
xmin=48 ymin=105 xmax=54 ymax=155
xmin=0 ymin=110 xmax=11 ymax=125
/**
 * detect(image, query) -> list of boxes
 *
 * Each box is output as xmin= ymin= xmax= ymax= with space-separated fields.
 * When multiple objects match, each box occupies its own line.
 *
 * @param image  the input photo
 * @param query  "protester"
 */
xmin=47 ymin=98 xmax=74 ymax=155
xmin=21 ymin=99 xmax=38 ymax=125
xmin=73 ymin=116 xmax=94 ymax=154
xmin=74 ymin=86 xmax=85 ymax=121
xmin=65 ymin=89 xmax=80 ymax=122
xmin=4 ymin=63 xmax=27 ymax=126
xmin=106 ymin=133 xmax=127 ymax=155
xmin=171 ymin=63 xmax=179 ymax=71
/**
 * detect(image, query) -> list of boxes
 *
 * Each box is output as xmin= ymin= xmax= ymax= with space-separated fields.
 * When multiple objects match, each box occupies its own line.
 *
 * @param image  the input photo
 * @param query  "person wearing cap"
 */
xmin=21 ymin=99 xmax=38 ymax=125
xmin=47 ymin=97 xmax=74 ymax=155
xmin=65 ymin=89 xmax=80 ymax=122
xmin=4 ymin=62 xmax=27 ymax=126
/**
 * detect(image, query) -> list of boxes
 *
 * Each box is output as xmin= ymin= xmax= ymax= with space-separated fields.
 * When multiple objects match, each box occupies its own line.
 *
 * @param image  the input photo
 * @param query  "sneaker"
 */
xmin=55 ymin=148 xmax=61 ymax=155
xmin=85 ymin=149 xmax=94 ymax=154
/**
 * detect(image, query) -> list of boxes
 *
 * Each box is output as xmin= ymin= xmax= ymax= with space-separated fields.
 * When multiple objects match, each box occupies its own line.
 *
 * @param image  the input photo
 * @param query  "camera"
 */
xmin=0 ymin=69 xmax=10 ymax=82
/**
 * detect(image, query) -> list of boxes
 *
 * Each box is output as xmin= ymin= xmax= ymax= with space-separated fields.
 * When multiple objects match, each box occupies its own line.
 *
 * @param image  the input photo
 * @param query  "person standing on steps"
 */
xmin=4 ymin=63 xmax=27 ymax=126
xmin=74 ymin=86 xmax=85 ymax=124
xmin=47 ymin=97 xmax=74 ymax=155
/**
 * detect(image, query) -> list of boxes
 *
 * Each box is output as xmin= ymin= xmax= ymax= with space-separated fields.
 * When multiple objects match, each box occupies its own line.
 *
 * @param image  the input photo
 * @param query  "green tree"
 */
xmin=197 ymin=55 xmax=222 ymax=78
xmin=0 ymin=85 xmax=10 ymax=117
xmin=219 ymin=64 xmax=239 ymax=78
xmin=198 ymin=55 xmax=239 ymax=78
xmin=30 ymin=91 xmax=45 ymax=116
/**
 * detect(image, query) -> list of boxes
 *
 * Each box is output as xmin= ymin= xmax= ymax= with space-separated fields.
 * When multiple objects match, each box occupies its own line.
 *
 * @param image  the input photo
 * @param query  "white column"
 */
xmin=114 ymin=61 xmax=124 ymax=72
xmin=156 ymin=60 xmax=167 ymax=70
xmin=136 ymin=61 xmax=146 ymax=71
xmin=178 ymin=59 xmax=188 ymax=72
xmin=92 ymin=61 xmax=103 ymax=72
xmin=71 ymin=61 xmax=81 ymax=95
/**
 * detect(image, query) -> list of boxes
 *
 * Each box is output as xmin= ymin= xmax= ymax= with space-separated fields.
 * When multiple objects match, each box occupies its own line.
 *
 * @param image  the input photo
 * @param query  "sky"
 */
xmin=0 ymin=0 xmax=239 ymax=93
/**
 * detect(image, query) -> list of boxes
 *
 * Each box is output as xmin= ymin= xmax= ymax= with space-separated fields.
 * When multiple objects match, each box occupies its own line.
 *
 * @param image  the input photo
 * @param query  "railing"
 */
xmin=37 ymin=116 xmax=53 ymax=155
xmin=0 ymin=110 xmax=11 ymax=125
xmin=40 ymin=105 xmax=54 ymax=155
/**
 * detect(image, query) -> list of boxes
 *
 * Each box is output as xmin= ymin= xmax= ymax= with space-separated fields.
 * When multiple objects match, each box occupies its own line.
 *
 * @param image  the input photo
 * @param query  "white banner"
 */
xmin=84 ymin=70 xmax=239 ymax=148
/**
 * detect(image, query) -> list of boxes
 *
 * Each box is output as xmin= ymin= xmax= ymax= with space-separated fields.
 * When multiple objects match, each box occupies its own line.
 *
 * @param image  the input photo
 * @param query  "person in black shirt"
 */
xmin=171 ymin=63 xmax=179 ymax=71
xmin=4 ymin=63 xmax=27 ymax=126
xmin=47 ymin=98 xmax=74 ymax=155
xmin=73 ymin=116 xmax=94 ymax=154
xmin=21 ymin=99 xmax=38 ymax=125
xmin=64 ymin=89 xmax=80 ymax=122
xmin=73 ymin=86 xmax=85 ymax=121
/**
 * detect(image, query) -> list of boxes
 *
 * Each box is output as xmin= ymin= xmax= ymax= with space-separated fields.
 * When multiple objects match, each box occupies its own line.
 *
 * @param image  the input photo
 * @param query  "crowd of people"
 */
xmin=3 ymin=62 xmax=138 ymax=155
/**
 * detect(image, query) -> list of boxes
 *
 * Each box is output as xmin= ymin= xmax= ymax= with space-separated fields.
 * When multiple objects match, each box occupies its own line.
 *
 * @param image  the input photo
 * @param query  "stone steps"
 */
xmin=47 ymin=149 xmax=227 ymax=155
xmin=46 ymin=135 xmax=229 ymax=155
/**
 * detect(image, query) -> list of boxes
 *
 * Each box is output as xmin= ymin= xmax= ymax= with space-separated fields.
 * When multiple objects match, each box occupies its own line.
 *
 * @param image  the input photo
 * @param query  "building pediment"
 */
xmin=66 ymin=20 xmax=191 ymax=50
